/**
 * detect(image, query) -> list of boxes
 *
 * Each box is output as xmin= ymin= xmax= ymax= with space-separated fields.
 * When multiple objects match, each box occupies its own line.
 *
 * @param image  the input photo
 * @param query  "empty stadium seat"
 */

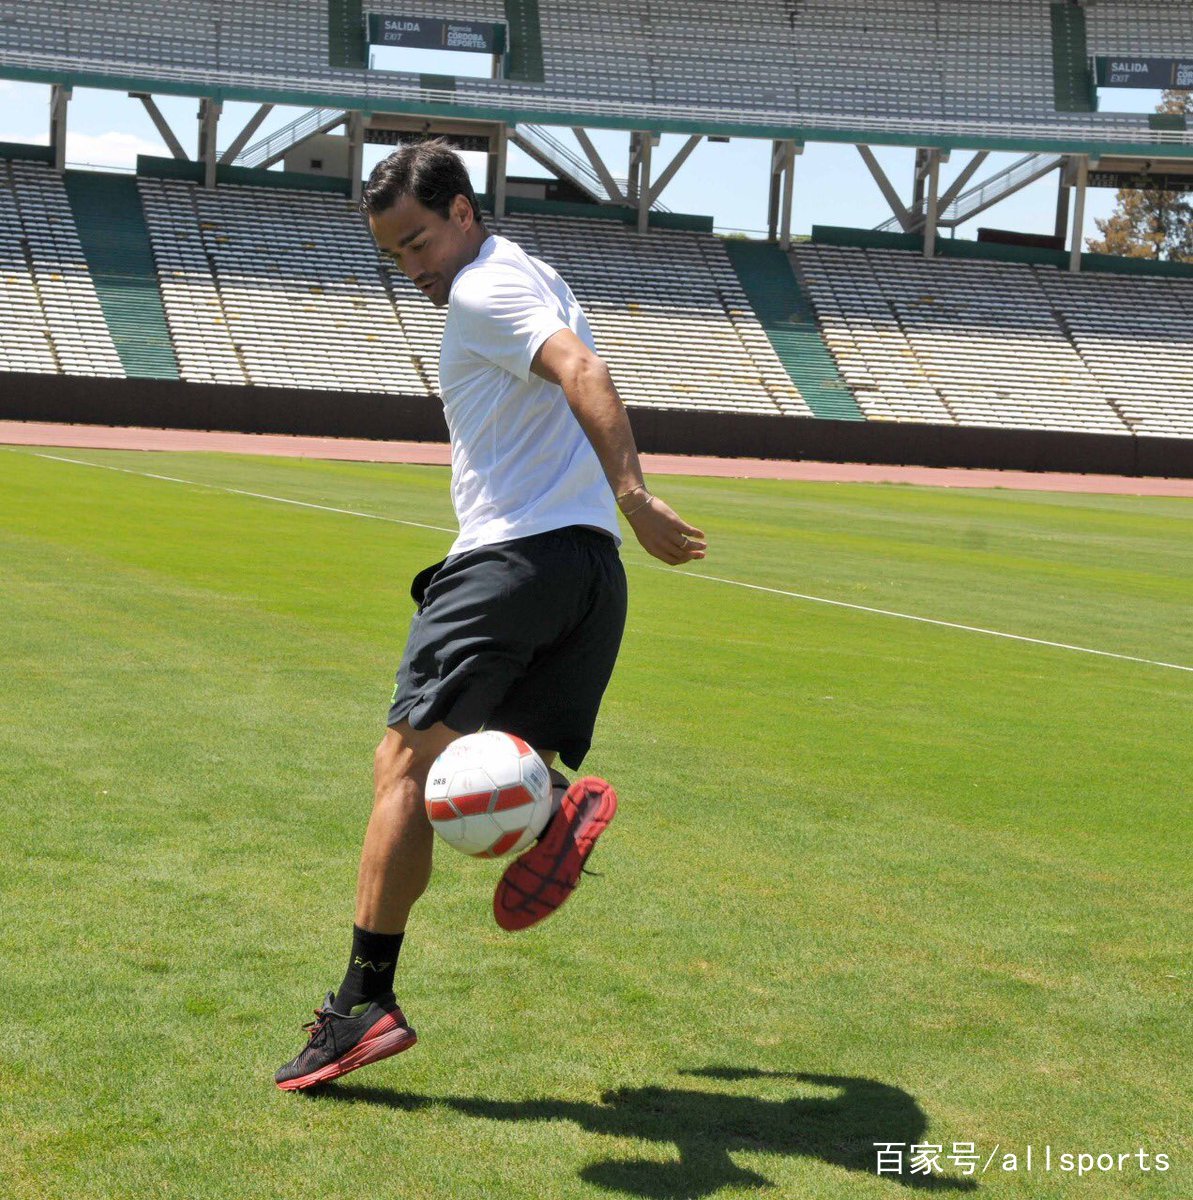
xmin=792 ymin=243 xmax=1193 ymax=439
xmin=138 ymin=177 xmax=808 ymax=415
xmin=0 ymin=159 xmax=123 ymax=377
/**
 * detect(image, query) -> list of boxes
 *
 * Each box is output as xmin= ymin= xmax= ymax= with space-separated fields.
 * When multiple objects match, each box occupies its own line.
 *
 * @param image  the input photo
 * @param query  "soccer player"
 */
xmin=275 ymin=139 xmax=706 ymax=1090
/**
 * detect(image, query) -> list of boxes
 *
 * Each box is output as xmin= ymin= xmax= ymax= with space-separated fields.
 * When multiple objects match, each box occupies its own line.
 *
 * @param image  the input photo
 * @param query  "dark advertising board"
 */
xmin=1094 ymin=57 xmax=1193 ymax=89
xmin=368 ymin=15 xmax=506 ymax=54
xmin=1089 ymin=171 xmax=1192 ymax=192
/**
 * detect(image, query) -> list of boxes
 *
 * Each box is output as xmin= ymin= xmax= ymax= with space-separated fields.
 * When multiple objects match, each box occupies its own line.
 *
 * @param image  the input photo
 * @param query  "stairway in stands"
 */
xmin=63 ymin=172 xmax=179 ymax=380
xmin=723 ymin=239 xmax=863 ymax=420
xmin=327 ymin=0 xmax=366 ymax=67
xmin=1050 ymin=2 xmax=1095 ymax=113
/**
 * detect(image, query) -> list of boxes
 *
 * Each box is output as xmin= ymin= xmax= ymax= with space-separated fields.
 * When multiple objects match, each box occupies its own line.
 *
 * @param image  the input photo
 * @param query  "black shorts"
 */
xmin=387 ymin=525 xmax=627 ymax=770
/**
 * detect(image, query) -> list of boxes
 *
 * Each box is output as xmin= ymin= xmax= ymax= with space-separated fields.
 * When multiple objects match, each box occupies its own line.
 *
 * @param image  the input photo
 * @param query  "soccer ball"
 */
xmin=425 ymin=731 xmax=554 ymax=858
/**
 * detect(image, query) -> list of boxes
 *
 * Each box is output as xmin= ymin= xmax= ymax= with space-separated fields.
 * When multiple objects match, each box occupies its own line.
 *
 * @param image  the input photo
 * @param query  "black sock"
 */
xmin=333 ymin=925 xmax=404 ymax=1015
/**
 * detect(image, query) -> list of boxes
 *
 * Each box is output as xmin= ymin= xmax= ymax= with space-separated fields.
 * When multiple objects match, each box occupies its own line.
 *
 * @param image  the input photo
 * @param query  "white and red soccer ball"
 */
xmin=425 ymin=731 xmax=554 ymax=858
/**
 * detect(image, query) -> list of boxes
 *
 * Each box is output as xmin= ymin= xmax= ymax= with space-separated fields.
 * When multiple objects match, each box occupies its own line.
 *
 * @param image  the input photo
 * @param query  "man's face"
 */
xmin=369 ymin=192 xmax=479 ymax=308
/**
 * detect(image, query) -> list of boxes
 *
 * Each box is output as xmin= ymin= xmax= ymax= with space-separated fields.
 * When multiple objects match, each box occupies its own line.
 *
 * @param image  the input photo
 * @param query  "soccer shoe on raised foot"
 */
xmin=493 ymin=776 xmax=617 ymax=932
xmin=274 ymin=991 xmax=416 ymax=1091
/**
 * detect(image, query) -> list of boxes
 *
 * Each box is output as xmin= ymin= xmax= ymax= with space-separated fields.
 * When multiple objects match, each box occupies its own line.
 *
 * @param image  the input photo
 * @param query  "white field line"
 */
xmin=17 ymin=450 xmax=1193 ymax=675
xmin=645 ymin=565 xmax=1193 ymax=673
xmin=25 ymin=451 xmax=457 ymax=535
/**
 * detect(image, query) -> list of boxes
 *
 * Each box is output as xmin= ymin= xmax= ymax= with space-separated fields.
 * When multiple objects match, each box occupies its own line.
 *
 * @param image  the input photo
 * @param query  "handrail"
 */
xmin=230 ymin=107 xmax=347 ymax=168
xmin=876 ymin=152 xmax=1065 ymax=233
xmin=512 ymin=124 xmax=672 ymax=212
xmin=941 ymin=152 xmax=1063 ymax=224
xmin=514 ymin=124 xmax=604 ymax=193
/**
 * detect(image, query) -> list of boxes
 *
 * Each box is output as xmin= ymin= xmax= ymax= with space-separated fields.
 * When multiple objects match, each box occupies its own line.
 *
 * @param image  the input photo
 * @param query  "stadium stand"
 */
xmin=63 ymin=171 xmax=180 ymax=379
xmin=480 ymin=211 xmax=809 ymax=415
xmin=0 ymin=158 xmax=123 ymax=377
xmin=722 ymin=238 xmax=862 ymax=420
xmin=135 ymin=176 xmax=807 ymax=415
xmin=791 ymin=243 xmax=1193 ymax=440
xmin=5 ymin=161 xmax=1192 ymax=442
xmin=1086 ymin=1 xmax=1193 ymax=59
xmin=138 ymin=177 xmax=431 ymax=393
xmin=1038 ymin=269 xmax=1193 ymax=442
xmin=1 ymin=1 xmax=1191 ymax=148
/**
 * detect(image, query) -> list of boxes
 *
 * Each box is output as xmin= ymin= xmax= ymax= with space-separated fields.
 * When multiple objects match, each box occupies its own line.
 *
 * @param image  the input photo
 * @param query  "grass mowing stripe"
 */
xmin=19 ymin=447 xmax=1191 ymax=676
xmin=3 ymin=448 xmax=1189 ymax=1199
xmin=648 ymin=565 xmax=1193 ymax=674
xmin=23 ymin=450 xmax=458 ymax=535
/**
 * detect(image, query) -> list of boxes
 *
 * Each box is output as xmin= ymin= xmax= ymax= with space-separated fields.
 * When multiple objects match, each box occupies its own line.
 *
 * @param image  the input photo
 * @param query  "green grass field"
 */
xmin=2 ymin=446 xmax=1190 ymax=1200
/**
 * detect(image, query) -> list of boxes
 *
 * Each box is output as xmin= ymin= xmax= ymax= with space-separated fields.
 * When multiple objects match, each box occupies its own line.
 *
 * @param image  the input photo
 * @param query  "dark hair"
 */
xmin=360 ymin=137 xmax=483 ymax=221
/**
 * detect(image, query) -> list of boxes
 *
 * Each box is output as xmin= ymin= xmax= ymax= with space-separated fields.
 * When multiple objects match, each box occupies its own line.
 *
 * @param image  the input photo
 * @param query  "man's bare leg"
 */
xmin=275 ymin=726 xmax=563 ymax=1089
xmin=355 ymin=720 xmax=461 ymax=934
xmin=356 ymin=723 xmax=558 ymax=933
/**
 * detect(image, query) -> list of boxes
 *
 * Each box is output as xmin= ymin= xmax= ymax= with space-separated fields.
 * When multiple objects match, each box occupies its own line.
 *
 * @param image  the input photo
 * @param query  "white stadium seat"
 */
xmin=0 ymin=159 xmax=123 ymax=378
xmin=792 ymin=243 xmax=1193 ymax=440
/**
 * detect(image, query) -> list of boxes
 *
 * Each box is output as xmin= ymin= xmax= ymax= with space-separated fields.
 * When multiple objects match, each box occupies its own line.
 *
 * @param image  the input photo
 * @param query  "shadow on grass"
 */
xmin=305 ymin=1065 xmax=978 ymax=1196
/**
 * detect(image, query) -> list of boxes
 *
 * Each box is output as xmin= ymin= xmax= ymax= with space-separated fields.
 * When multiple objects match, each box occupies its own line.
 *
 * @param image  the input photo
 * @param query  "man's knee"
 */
xmin=374 ymin=721 xmax=459 ymax=795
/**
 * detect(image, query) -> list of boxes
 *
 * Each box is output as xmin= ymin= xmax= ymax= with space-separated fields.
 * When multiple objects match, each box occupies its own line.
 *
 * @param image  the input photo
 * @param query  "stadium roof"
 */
xmin=1 ymin=1 xmax=1191 ymax=158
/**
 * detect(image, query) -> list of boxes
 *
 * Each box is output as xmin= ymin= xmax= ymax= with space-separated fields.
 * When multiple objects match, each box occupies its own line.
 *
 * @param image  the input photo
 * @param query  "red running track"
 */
xmin=2 ymin=420 xmax=1191 ymax=497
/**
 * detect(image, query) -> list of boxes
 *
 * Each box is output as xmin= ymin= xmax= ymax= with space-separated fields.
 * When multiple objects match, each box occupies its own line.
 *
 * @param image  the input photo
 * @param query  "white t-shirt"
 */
xmin=438 ymin=233 xmax=620 ymax=556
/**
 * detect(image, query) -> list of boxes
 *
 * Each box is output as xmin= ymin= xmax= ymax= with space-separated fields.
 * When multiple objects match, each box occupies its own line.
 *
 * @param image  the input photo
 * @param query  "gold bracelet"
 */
xmin=622 ymin=494 xmax=653 ymax=518
xmin=616 ymin=484 xmax=648 ymax=507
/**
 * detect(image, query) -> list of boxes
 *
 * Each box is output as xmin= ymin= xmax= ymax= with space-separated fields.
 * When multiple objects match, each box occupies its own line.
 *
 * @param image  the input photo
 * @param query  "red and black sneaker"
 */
xmin=274 ymin=991 xmax=416 ymax=1091
xmin=493 ymin=776 xmax=617 ymax=932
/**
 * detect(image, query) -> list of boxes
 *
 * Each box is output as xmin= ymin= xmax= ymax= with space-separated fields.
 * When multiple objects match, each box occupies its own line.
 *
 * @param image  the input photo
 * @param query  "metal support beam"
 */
xmin=347 ymin=111 xmax=365 ymax=206
xmin=626 ymin=132 xmax=643 ymax=207
xmin=571 ymin=128 xmax=624 ymax=203
xmin=912 ymin=148 xmax=929 ymax=211
xmin=935 ymin=150 xmax=988 ymax=215
xmin=1070 ymin=154 xmax=1089 ymax=273
xmin=218 ymin=104 xmax=274 ymax=166
xmin=49 ymin=85 xmax=71 ymax=173
xmin=779 ymin=141 xmax=802 ymax=251
xmin=198 ymin=98 xmax=221 ymax=189
xmin=857 ymin=144 xmax=912 ymax=232
xmin=1054 ymin=161 xmax=1071 ymax=241
xmin=131 ymin=92 xmax=188 ymax=161
xmin=767 ymin=139 xmax=801 ymax=245
xmin=924 ymin=150 xmax=941 ymax=259
xmin=489 ymin=123 xmax=508 ymax=219
xmin=647 ymin=134 xmax=701 ymax=208
xmin=637 ymin=132 xmax=653 ymax=234
xmin=767 ymin=142 xmax=781 ymax=242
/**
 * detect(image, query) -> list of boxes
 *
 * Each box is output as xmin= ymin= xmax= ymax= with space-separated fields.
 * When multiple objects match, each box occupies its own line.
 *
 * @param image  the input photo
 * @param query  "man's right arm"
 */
xmin=531 ymin=328 xmax=707 ymax=567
